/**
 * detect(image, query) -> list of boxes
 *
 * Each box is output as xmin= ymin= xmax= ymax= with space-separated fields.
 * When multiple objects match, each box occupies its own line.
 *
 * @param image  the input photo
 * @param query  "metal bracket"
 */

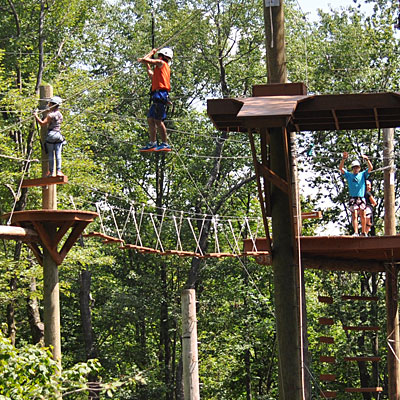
xmin=265 ymin=0 xmax=280 ymax=6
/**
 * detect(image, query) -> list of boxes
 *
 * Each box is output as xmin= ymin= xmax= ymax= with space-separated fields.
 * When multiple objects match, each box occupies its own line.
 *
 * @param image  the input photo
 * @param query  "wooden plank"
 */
xmin=321 ymin=391 xmax=337 ymax=398
xmin=344 ymin=356 xmax=381 ymax=362
xmin=301 ymin=211 xmax=322 ymax=220
xmin=319 ymin=336 xmax=334 ymax=344
xmin=252 ymin=83 xmax=308 ymax=96
xmin=341 ymin=295 xmax=379 ymax=301
xmin=318 ymin=296 xmax=333 ymax=304
xmin=343 ymin=325 xmax=380 ymax=332
xmin=319 ymin=317 xmax=334 ymax=325
xmin=345 ymin=387 xmax=383 ymax=393
xmin=320 ymin=356 xmax=335 ymax=363
xmin=320 ymin=374 xmax=336 ymax=382
xmin=21 ymin=175 xmax=68 ymax=188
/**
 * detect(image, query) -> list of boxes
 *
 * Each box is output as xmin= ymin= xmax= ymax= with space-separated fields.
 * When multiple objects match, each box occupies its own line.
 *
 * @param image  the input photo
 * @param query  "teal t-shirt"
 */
xmin=344 ymin=170 xmax=370 ymax=197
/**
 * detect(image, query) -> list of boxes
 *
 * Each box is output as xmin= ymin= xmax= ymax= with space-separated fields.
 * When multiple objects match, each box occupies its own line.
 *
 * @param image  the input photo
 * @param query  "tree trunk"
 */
xmin=27 ymin=276 xmax=44 ymax=345
xmin=79 ymin=269 xmax=100 ymax=399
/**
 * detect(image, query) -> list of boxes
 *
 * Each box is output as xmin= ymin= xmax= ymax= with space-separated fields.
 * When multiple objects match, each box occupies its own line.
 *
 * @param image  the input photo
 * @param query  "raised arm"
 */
xmin=339 ymin=151 xmax=348 ymax=174
xmin=34 ymin=111 xmax=50 ymax=127
xmin=362 ymin=154 xmax=373 ymax=173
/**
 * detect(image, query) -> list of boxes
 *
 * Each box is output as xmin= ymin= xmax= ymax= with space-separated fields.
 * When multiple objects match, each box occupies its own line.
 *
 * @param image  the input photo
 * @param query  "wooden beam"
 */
xmin=318 ymin=296 xmax=333 ymax=304
xmin=331 ymin=109 xmax=340 ymax=130
xmin=319 ymin=317 xmax=334 ymax=325
xmin=344 ymin=387 xmax=383 ymax=393
xmin=258 ymin=163 xmax=288 ymax=193
xmin=320 ymin=374 xmax=336 ymax=382
xmin=341 ymin=295 xmax=379 ymax=301
xmin=22 ymin=175 xmax=68 ymax=188
xmin=320 ymin=356 xmax=335 ymax=363
xmin=319 ymin=336 xmax=334 ymax=344
xmin=301 ymin=211 xmax=322 ymax=220
xmin=343 ymin=325 xmax=380 ymax=331
xmin=344 ymin=356 xmax=381 ymax=362
xmin=0 ymin=225 xmax=39 ymax=242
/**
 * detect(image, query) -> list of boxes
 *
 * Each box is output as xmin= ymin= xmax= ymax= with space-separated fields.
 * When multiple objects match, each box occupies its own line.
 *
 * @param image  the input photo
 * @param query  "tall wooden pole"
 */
xmin=39 ymin=85 xmax=61 ymax=366
xmin=264 ymin=1 xmax=304 ymax=399
xmin=181 ymin=289 xmax=200 ymax=400
xmin=383 ymin=128 xmax=400 ymax=399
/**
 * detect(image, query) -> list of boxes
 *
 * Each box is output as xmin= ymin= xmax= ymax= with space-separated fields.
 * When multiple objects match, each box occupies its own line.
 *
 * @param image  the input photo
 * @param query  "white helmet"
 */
xmin=49 ymin=96 xmax=62 ymax=105
xmin=350 ymin=160 xmax=360 ymax=168
xmin=158 ymin=47 xmax=173 ymax=60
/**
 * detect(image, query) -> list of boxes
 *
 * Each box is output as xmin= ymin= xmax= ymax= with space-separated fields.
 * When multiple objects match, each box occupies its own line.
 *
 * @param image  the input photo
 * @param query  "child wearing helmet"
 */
xmin=339 ymin=151 xmax=373 ymax=236
xmin=138 ymin=47 xmax=173 ymax=152
xmin=34 ymin=96 xmax=65 ymax=177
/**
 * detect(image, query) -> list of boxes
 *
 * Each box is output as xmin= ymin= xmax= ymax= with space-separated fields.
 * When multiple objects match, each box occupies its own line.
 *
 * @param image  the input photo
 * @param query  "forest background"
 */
xmin=0 ymin=0 xmax=399 ymax=398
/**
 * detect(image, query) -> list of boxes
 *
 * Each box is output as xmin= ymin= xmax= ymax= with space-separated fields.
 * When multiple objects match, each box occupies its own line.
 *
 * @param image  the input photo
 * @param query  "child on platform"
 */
xmin=339 ymin=151 xmax=373 ymax=236
xmin=34 ymin=96 xmax=65 ymax=177
xmin=138 ymin=47 xmax=173 ymax=152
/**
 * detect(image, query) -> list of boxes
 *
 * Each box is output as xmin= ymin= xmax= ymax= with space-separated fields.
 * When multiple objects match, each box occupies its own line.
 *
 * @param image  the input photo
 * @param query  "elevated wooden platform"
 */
xmin=2 ymin=210 xmax=97 ymax=265
xmin=244 ymin=235 xmax=400 ymax=271
xmin=21 ymin=175 xmax=68 ymax=188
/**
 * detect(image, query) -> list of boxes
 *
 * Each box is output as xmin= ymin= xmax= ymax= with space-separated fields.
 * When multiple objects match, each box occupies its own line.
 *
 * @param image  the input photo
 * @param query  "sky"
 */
xmin=297 ymin=0 xmax=373 ymax=20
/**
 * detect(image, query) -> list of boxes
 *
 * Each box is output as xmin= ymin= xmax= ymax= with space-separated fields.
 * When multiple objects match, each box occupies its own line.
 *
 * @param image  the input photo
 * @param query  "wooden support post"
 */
xmin=383 ymin=127 xmax=400 ymax=400
xmin=181 ymin=289 xmax=200 ymax=400
xmin=40 ymin=85 xmax=61 ymax=369
xmin=263 ymin=1 xmax=306 ymax=399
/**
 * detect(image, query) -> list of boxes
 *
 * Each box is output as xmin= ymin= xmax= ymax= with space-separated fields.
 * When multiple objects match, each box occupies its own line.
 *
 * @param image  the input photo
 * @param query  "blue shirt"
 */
xmin=344 ymin=170 xmax=370 ymax=197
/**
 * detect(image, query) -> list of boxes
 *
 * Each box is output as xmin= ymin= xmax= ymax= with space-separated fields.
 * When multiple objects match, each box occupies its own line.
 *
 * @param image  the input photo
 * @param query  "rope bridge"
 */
xmin=83 ymin=200 xmax=270 ymax=259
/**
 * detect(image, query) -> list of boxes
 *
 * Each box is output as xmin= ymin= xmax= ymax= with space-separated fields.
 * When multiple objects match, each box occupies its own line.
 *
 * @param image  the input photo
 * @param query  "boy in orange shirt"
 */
xmin=138 ymin=47 xmax=173 ymax=152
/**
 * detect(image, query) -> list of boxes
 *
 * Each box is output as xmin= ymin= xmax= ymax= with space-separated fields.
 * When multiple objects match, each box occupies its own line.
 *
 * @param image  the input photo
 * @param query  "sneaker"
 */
xmin=45 ymin=173 xmax=52 ymax=178
xmin=139 ymin=142 xmax=157 ymax=152
xmin=56 ymin=170 xmax=64 ymax=177
xmin=361 ymin=233 xmax=368 ymax=237
xmin=352 ymin=232 xmax=359 ymax=236
xmin=154 ymin=143 xmax=171 ymax=152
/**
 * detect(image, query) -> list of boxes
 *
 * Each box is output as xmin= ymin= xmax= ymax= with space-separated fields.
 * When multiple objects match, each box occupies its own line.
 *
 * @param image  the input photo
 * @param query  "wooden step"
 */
xmin=343 ymin=325 xmax=380 ymax=332
xmin=320 ymin=355 xmax=335 ymax=363
xmin=318 ymin=296 xmax=333 ymax=304
xmin=342 ymin=295 xmax=379 ymax=302
xmin=319 ymin=336 xmax=334 ymax=344
xmin=344 ymin=356 xmax=381 ymax=362
xmin=321 ymin=391 xmax=337 ymax=398
xmin=344 ymin=387 xmax=383 ymax=393
xmin=320 ymin=374 xmax=336 ymax=382
xmin=22 ymin=175 xmax=68 ymax=187
xmin=319 ymin=317 xmax=334 ymax=325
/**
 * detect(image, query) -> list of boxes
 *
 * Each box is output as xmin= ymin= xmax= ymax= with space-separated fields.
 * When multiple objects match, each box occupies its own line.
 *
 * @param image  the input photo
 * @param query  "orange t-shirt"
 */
xmin=151 ymin=61 xmax=171 ymax=92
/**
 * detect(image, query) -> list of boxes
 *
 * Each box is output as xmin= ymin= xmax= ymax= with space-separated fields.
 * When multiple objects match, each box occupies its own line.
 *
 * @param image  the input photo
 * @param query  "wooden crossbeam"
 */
xmin=342 ymin=295 xmax=379 ymax=301
xmin=319 ymin=336 xmax=334 ymax=344
xmin=320 ymin=356 xmax=335 ymax=363
xmin=301 ymin=211 xmax=322 ymax=220
xmin=318 ymin=296 xmax=333 ymax=304
xmin=344 ymin=356 xmax=381 ymax=362
xmin=21 ymin=175 xmax=68 ymax=188
xmin=319 ymin=317 xmax=334 ymax=325
xmin=320 ymin=374 xmax=336 ymax=382
xmin=345 ymin=387 xmax=383 ymax=393
xmin=321 ymin=391 xmax=337 ymax=398
xmin=257 ymin=163 xmax=288 ymax=194
xmin=343 ymin=325 xmax=380 ymax=332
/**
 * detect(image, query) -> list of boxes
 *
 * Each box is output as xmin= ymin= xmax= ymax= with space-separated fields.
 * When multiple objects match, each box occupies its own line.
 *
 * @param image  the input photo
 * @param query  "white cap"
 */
xmin=350 ymin=160 xmax=360 ymax=168
xmin=158 ymin=47 xmax=173 ymax=60
xmin=49 ymin=96 xmax=62 ymax=105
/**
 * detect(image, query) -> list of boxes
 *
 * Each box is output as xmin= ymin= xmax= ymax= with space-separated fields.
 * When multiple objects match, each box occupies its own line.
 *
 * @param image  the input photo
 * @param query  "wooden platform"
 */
xmin=21 ymin=175 xmax=68 ymax=188
xmin=2 ymin=210 xmax=97 ymax=265
xmin=244 ymin=235 xmax=400 ymax=271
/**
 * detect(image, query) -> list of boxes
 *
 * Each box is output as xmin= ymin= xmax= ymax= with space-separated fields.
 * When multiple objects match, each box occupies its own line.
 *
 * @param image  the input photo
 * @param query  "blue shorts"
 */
xmin=147 ymin=91 xmax=169 ymax=121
